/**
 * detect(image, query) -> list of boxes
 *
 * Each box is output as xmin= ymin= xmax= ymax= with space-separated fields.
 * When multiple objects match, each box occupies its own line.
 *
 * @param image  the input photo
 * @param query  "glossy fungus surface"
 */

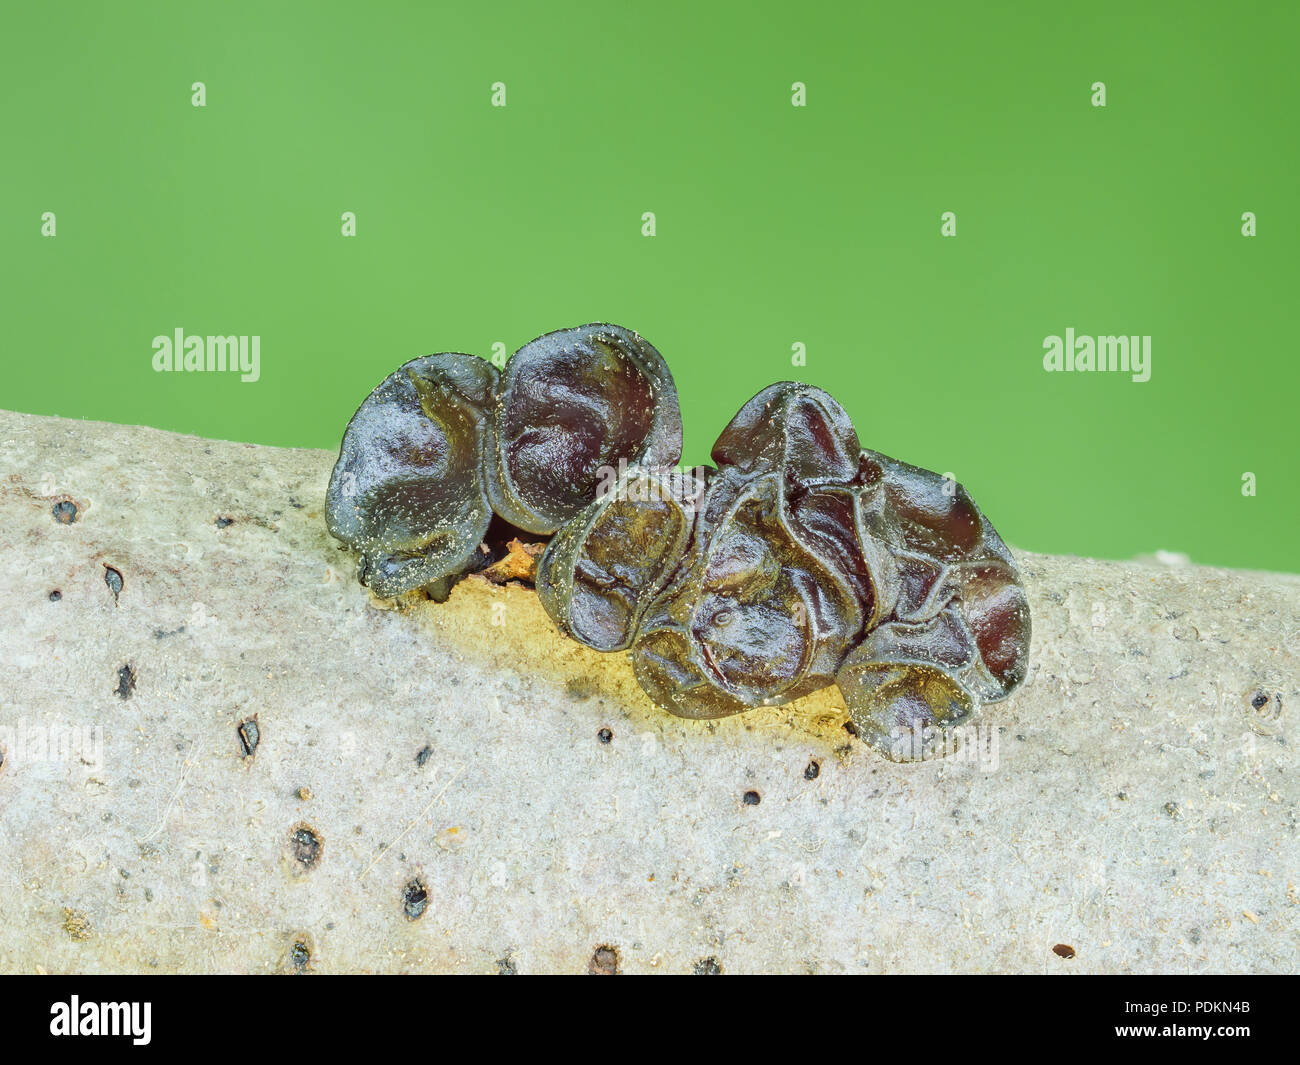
xmin=489 ymin=324 xmax=681 ymax=534
xmin=326 ymin=328 xmax=1031 ymax=761
xmin=325 ymin=324 xmax=681 ymax=598
xmin=537 ymin=381 xmax=1031 ymax=760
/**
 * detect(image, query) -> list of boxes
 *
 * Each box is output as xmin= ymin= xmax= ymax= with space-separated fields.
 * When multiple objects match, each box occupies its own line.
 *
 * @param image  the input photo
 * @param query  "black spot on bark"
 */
xmin=693 ymin=956 xmax=723 ymax=975
xmin=290 ymin=825 xmax=322 ymax=869
xmin=597 ymin=727 xmax=613 ymax=744
xmin=48 ymin=590 xmax=62 ymax=601
xmin=497 ymin=953 xmax=518 ymax=975
xmin=215 ymin=517 xmax=234 ymax=528
xmin=288 ymin=939 xmax=311 ymax=972
xmin=114 ymin=664 xmax=136 ymax=699
xmin=415 ymin=745 xmax=433 ymax=767
xmin=403 ymin=878 xmax=429 ymax=921
xmin=804 ymin=759 xmax=820 ymax=780
xmin=237 ymin=717 xmax=259 ymax=758
xmin=52 ymin=500 xmax=78 ymax=524
xmin=742 ymin=790 xmax=761 ymax=806
xmin=103 ymin=565 xmax=123 ymax=604
xmin=588 ymin=945 xmax=620 ymax=975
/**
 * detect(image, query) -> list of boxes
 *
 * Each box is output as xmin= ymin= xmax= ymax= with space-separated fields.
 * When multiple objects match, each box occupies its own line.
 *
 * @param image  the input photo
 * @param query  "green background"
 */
xmin=2 ymin=1 xmax=1296 ymax=572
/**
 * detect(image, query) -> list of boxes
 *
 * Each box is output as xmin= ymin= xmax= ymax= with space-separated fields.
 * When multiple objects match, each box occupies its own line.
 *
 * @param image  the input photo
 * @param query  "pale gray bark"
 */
xmin=0 ymin=409 xmax=1294 ymax=973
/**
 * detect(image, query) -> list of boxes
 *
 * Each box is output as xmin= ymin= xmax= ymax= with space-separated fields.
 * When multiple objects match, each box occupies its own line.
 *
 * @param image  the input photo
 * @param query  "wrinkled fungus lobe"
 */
xmin=536 ymin=382 xmax=1030 ymax=760
xmin=327 ymin=328 xmax=1030 ymax=760
xmin=326 ymin=324 xmax=681 ymax=599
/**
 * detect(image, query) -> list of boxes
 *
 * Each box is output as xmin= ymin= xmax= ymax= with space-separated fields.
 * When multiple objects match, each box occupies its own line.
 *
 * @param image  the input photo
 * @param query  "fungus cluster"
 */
xmin=326 ymin=324 xmax=1030 ymax=759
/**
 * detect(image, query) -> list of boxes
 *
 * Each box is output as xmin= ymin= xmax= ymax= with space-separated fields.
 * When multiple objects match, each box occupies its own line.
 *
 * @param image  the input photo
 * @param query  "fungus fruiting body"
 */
xmin=326 ymin=326 xmax=1030 ymax=759
xmin=326 ymin=323 xmax=680 ymax=600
